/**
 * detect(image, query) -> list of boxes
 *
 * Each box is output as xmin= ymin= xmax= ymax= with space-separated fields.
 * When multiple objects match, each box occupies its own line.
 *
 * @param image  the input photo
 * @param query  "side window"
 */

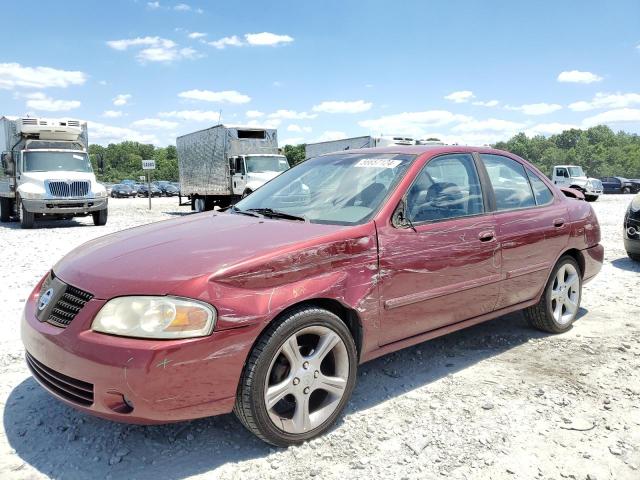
xmin=556 ymin=167 xmax=568 ymax=178
xmin=481 ymin=154 xmax=536 ymax=210
xmin=526 ymin=168 xmax=554 ymax=206
xmin=406 ymin=153 xmax=484 ymax=223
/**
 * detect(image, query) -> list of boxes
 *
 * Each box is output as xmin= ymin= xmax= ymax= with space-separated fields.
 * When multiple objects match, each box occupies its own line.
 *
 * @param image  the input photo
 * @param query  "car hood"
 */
xmin=53 ymin=212 xmax=351 ymax=299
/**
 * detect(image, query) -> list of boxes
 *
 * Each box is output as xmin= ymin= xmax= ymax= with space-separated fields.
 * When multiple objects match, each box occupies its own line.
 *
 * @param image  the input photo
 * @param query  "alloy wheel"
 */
xmin=549 ymin=263 xmax=580 ymax=325
xmin=264 ymin=325 xmax=349 ymax=434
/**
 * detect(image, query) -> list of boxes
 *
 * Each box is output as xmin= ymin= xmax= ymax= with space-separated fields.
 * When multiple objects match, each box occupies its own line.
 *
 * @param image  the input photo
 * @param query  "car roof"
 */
xmin=314 ymin=145 xmax=517 ymax=157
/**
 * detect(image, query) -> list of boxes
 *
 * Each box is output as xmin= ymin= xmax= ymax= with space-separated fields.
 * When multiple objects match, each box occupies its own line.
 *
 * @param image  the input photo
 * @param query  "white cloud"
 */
xmin=582 ymin=108 xmax=640 ymax=127
xmin=131 ymin=118 xmax=179 ymax=129
xmin=315 ymin=131 xmax=347 ymax=142
xmin=147 ymin=1 xmax=160 ymax=8
xmin=312 ymin=100 xmax=372 ymax=114
xmin=268 ymin=109 xmax=317 ymax=120
xmin=280 ymin=137 xmax=304 ymax=146
xmin=444 ymin=90 xmax=475 ymax=103
xmin=158 ymin=110 xmax=221 ymax=122
xmin=506 ymin=103 xmax=562 ymax=115
xmin=557 ymin=70 xmax=603 ymax=84
xmin=107 ymin=36 xmax=200 ymax=63
xmin=451 ymin=118 xmax=526 ymax=133
xmin=287 ymin=124 xmax=312 ymax=133
xmin=243 ymin=118 xmax=282 ymax=129
xmin=246 ymin=110 xmax=264 ymax=118
xmin=102 ymin=110 xmax=123 ymax=118
xmin=24 ymin=92 xmax=81 ymax=112
xmin=88 ymin=121 xmax=160 ymax=145
xmin=208 ymin=35 xmax=243 ymax=49
xmin=178 ymin=89 xmax=251 ymax=104
xmin=98 ymin=80 xmax=108 ymax=86
xmin=174 ymin=3 xmax=191 ymax=11
xmin=568 ymin=92 xmax=640 ymax=111
xmin=113 ymin=94 xmax=132 ymax=106
xmin=358 ymin=110 xmax=471 ymax=137
xmin=188 ymin=32 xmax=206 ymax=39
xmin=472 ymin=99 xmax=499 ymax=107
xmin=272 ymin=81 xmax=283 ymax=87
xmin=245 ymin=32 xmax=294 ymax=46
xmin=0 ymin=63 xmax=87 ymax=90
xmin=524 ymin=123 xmax=579 ymax=136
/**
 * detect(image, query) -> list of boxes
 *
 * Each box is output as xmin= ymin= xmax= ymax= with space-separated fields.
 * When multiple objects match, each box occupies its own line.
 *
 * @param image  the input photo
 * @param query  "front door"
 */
xmin=232 ymin=156 xmax=246 ymax=195
xmin=378 ymin=153 xmax=501 ymax=346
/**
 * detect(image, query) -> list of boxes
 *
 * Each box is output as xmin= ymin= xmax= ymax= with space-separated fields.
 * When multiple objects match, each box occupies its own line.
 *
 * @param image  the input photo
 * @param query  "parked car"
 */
xmin=163 ymin=184 xmax=180 ymax=197
xmin=624 ymin=193 xmax=640 ymax=261
xmin=153 ymin=180 xmax=171 ymax=195
xmin=22 ymin=146 xmax=603 ymax=447
xmin=110 ymin=184 xmax=136 ymax=198
xmin=600 ymin=176 xmax=640 ymax=194
xmin=137 ymin=184 xmax=162 ymax=197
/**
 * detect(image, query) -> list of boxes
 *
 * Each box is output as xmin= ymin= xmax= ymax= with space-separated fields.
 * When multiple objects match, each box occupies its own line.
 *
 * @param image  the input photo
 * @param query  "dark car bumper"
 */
xmin=20 ymin=278 xmax=257 ymax=425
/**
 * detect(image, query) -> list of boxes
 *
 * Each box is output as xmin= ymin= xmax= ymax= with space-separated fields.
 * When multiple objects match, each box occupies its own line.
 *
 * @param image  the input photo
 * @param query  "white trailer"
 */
xmin=305 ymin=135 xmax=415 ymax=159
xmin=177 ymin=124 xmax=289 ymax=211
xmin=0 ymin=117 xmax=107 ymax=228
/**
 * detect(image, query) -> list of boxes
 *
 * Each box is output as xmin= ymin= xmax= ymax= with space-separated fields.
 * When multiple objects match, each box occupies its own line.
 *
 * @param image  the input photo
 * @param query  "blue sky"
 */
xmin=1 ymin=0 xmax=639 ymax=146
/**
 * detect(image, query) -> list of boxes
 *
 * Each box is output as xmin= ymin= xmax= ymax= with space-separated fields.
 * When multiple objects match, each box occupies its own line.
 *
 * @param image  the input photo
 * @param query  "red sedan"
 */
xmin=21 ymin=146 xmax=603 ymax=446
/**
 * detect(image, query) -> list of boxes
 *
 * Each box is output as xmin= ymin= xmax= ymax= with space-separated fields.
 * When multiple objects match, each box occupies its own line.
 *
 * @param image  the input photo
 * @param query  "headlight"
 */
xmin=631 ymin=195 xmax=640 ymax=212
xmin=92 ymin=296 xmax=216 ymax=339
xmin=21 ymin=191 xmax=44 ymax=199
xmin=94 ymin=190 xmax=107 ymax=198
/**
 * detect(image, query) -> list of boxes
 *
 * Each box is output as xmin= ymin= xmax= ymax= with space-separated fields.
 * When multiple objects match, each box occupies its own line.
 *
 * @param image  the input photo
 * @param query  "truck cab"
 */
xmin=229 ymin=154 xmax=289 ymax=197
xmin=0 ymin=117 xmax=107 ymax=228
xmin=551 ymin=165 xmax=603 ymax=202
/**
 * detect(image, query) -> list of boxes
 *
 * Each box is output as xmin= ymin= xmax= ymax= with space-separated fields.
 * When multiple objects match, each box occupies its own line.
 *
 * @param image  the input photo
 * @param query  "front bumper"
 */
xmin=20 ymin=281 xmax=257 ymax=424
xmin=22 ymin=198 xmax=107 ymax=215
xmin=585 ymin=188 xmax=602 ymax=196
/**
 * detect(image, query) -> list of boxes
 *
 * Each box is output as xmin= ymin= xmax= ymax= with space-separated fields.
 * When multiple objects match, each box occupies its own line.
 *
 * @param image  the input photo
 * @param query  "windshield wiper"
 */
xmin=230 ymin=206 xmax=262 ymax=218
xmin=246 ymin=208 xmax=307 ymax=222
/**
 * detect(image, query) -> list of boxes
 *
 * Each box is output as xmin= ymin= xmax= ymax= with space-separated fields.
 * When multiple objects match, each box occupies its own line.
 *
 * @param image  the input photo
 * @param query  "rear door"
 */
xmin=480 ymin=154 xmax=569 ymax=308
xmin=377 ymin=153 xmax=501 ymax=345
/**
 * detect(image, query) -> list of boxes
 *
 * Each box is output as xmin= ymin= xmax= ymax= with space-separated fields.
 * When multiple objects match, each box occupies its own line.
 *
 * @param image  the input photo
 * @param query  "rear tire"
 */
xmin=622 ymin=187 xmax=631 ymax=194
xmin=628 ymin=252 xmax=640 ymax=262
xmin=234 ymin=307 xmax=357 ymax=447
xmin=194 ymin=197 xmax=206 ymax=212
xmin=92 ymin=208 xmax=108 ymax=226
xmin=525 ymin=256 xmax=582 ymax=333
xmin=19 ymin=201 xmax=35 ymax=229
xmin=0 ymin=197 xmax=13 ymax=222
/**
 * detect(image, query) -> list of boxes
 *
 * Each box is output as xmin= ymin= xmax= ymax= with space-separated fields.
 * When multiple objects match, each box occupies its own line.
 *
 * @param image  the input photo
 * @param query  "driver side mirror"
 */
xmin=391 ymin=199 xmax=414 ymax=230
xmin=1 ymin=153 xmax=14 ymax=176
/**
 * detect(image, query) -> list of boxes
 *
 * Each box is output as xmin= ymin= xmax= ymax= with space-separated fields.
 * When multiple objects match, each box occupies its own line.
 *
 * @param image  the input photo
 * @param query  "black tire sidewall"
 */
xmin=244 ymin=309 xmax=357 ymax=446
xmin=543 ymin=256 xmax=582 ymax=332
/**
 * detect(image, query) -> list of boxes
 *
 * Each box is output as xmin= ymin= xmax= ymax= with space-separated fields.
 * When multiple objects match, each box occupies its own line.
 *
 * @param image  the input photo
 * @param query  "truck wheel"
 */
xmin=623 ymin=187 xmax=631 ymax=194
xmin=242 ymin=189 xmax=253 ymax=198
xmin=585 ymin=195 xmax=598 ymax=202
xmin=92 ymin=208 xmax=108 ymax=226
xmin=19 ymin=201 xmax=35 ymax=229
xmin=524 ymin=256 xmax=582 ymax=334
xmin=194 ymin=198 xmax=206 ymax=212
xmin=0 ymin=197 xmax=13 ymax=222
xmin=234 ymin=307 xmax=357 ymax=446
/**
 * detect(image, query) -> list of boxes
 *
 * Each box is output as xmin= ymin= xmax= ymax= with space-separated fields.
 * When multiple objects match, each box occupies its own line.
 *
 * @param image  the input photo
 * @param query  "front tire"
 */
xmin=19 ymin=201 xmax=35 ymax=229
xmin=234 ymin=307 xmax=357 ymax=447
xmin=623 ymin=187 xmax=631 ymax=194
xmin=525 ymin=256 xmax=582 ymax=333
xmin=242 ymin=189 xmax=252 ymax=198
xmin=628 ymin=252 xmax=640 ymax=262
xmin=92 ymin=208 xmax=108 ymax=226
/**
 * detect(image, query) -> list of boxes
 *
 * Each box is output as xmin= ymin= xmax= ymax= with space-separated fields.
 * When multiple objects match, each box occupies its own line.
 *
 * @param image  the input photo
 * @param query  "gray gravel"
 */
xmin=0 ymin=195 xmax=638 ymax=480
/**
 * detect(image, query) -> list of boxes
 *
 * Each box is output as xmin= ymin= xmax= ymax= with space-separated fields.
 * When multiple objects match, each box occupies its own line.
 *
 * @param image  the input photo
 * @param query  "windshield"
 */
xmin=245 ymin=156 xmax=290 ymax=173
xmin=24 ymin=151 xmax=91 ymax=173
xmin=234 ymin=153 xmax=415 ymax=225
xmin=568 ymin=166 xmax=585 ymax=177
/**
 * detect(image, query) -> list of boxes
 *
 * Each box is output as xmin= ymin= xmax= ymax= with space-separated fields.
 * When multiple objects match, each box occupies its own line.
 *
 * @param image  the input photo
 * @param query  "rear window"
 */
xmin=526 ymin=168 xmax=554 ymax=206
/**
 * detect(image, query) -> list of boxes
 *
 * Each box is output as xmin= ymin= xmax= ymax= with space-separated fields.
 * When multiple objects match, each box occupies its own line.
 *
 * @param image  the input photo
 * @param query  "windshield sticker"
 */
xmin=73 ymin=154 xmax=84 ymax=160
xmin=354 ymin=158 xmax=402 ymax=169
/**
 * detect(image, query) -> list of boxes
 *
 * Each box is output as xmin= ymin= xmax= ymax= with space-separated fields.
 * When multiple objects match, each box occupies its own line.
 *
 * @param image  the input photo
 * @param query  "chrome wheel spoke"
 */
xmin=311 ymin=331 xmax=340 ymax=363
xmin=549 ymin=262 xmax=580 ymax=326
xmin=564 ymin=296 xmax=578 ymax=314
xmin=316 ymin=374 xmax=347 ymax=397
xmin=290 ymin=392 xmax=311 ymax=432
xmin=266 ymin=379 xmax=293 ymax=409
xmin=281 ymin=335 xmax=304 ymax=370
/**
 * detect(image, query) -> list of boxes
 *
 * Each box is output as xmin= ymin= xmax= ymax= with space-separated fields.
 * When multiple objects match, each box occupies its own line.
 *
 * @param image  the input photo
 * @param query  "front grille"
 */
xmin=47 ymin=180 xmax=90 ymax=198
xmin=26 ymin=352 xmax=94 ymax=406
xmin=47 ymin=284 xmax=93 ymax=328
xmin=38 ymin=271 xmax=93 ymax=328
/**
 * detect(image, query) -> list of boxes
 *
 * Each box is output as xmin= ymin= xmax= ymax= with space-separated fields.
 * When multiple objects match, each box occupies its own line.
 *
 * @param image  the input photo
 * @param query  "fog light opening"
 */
xmin=627 ymin=226 xmax=637 ymax=237
xmin=104 ymin=391 xmax=134 ymax=414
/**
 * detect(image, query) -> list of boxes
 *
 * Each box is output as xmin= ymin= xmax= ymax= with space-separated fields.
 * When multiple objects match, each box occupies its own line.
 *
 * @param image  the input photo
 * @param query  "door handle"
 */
xmin=553 ymin=218 xmax=565 ymax=228
xmin=478 ymin=230 xmax=495 ymax=242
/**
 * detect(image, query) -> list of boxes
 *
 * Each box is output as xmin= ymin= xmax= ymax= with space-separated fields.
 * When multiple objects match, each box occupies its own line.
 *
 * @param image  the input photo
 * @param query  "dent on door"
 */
xmin=377 ymin=216 xmax=501 ymax=346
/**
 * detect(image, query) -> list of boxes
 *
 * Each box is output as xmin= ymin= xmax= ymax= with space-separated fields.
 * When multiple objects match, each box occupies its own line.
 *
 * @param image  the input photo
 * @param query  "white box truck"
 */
xmin=550 ymin=165 xmax=603 ymax=202
xmin=177 ymin=124 xmax=289 ymax=211
xmin=305 ymin=135 xmax=415 ymax=159
xmin=0 ymin=117 xmax=108 ymax=228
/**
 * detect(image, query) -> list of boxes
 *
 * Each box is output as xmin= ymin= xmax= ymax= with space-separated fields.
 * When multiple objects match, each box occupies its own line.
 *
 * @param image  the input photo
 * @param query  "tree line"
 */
xmin=89 ymin=125 xmax=640 ymax=183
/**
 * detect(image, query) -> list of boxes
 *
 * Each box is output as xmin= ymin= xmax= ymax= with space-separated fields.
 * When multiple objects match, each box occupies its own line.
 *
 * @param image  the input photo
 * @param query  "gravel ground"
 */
xmin=0 ymin=195 xmax=638 ymax=480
